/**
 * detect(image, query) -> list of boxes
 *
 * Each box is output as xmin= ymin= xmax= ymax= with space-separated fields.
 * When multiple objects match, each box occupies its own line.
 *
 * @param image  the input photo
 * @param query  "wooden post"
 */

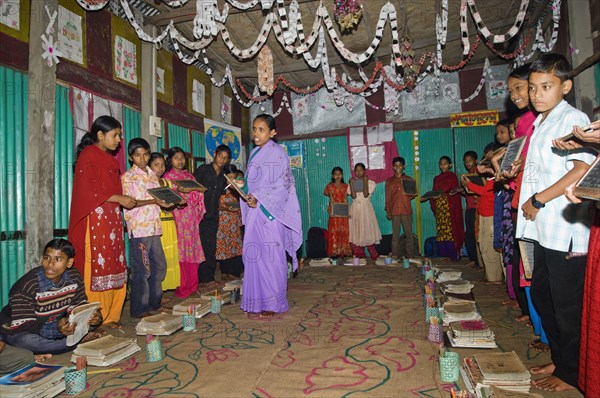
xmin=25 ymin=0 xmax=58 ymax=269
xmin=141 ymin=24 xmax=154 ymax=147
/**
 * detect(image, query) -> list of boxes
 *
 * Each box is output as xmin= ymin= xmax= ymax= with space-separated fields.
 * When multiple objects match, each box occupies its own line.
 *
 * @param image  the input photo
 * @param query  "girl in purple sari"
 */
xmin=240 ymin=114 xmax=302 ymax=317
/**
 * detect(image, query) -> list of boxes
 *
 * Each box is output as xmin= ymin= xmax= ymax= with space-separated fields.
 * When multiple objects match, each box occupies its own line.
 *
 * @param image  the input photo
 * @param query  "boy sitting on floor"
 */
xmin=0 ymin=238 xmax=103 ymax=355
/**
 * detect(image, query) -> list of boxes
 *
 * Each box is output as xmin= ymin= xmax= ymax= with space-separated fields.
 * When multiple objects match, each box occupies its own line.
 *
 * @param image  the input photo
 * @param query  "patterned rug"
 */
xmin=51 ymin=263 xmax=580 ymax=398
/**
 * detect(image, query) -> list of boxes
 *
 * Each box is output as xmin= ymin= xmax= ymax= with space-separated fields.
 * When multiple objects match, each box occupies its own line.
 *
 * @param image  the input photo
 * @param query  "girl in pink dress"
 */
xmin=164 ymin=147 xmax=206 ymax=298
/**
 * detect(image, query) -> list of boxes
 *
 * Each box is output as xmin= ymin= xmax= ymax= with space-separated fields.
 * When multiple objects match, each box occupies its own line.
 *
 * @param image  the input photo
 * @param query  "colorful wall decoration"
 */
xmin=450 ymin=110 xmax=499 ymax=128
xmin=204 ymin=119 xmax=243 ymax=169
xmin=280 ymin=140 xmax=305 ymax=168
xmin=111 ymin=14 xmax=140 ymax=88
xmin=0 ymin=0 xmax=28 ymax=42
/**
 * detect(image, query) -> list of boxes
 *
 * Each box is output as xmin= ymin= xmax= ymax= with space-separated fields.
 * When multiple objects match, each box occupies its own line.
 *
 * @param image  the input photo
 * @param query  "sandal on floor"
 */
xmin=529 ymin=339 xmax=550 ymax=352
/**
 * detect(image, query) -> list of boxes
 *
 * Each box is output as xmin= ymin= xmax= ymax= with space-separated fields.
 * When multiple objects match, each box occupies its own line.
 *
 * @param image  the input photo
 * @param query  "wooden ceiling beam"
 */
xmin=147 ymin=0 xmax=316 ymax=27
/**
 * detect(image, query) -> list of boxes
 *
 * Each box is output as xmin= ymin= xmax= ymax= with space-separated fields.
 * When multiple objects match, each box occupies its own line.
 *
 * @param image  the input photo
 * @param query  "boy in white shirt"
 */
xmin=516 ymin=53 xmax=595 ymax=392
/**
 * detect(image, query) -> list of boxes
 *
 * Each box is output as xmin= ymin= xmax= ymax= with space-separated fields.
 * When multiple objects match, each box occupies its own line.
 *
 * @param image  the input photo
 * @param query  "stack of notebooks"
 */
xmin=444 ymin=291 xmax=476 ymax=304
xmin=308 ymin=258 xmax=333 ymax=267
xmin=172 ymin=297 xmax=212 ymax=318
xmin=200 ymin=289 xmax=231 ymax=304
xmin=72 ymin=335 xmax=141 ymax=366
xmin=442 ymin=302 xmax=481 ymax=325
xmin=0 ymin=363 xmax=65 ymax=398
xmin=435 ymin=268 xmax=462 ymax=282
xmin=481 ymin=385 xmax=543 ymax=398
xmin=448 ymin=320 xmax=497 ymax=348
xmin=462 ymin=352 xmax=532 ymax=395
xmin=441 ymin=278 xmax=475 ymax=294
xmin=135 ymin=313 xmax=182 ymax=335
xmin=223 ymin=279 xmax=243 ymax=292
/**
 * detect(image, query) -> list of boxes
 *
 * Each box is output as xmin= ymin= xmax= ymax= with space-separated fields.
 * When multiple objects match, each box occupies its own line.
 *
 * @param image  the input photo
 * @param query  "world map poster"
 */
xmin=204 ymin=119 xmax=243 ymax=169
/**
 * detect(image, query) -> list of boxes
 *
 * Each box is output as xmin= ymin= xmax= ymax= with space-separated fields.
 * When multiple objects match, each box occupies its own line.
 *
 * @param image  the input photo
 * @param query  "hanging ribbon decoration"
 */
xmin=72 ymin=0 xmax=548 ymax=109
xmin=257 ymin=45 xmax=275 ymax=95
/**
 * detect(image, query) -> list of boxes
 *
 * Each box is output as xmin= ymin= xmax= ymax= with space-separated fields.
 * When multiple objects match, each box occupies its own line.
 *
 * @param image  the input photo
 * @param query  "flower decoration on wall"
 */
xmin=41 ymin=35 xmax=63 ymax=66
xmin=334 ymin=0 xmax=363 ymax=31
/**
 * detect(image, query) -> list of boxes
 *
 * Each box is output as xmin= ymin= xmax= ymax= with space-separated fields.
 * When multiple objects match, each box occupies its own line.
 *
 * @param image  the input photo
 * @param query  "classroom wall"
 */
xmin=281 ymin=126 xmax=496 ymax=258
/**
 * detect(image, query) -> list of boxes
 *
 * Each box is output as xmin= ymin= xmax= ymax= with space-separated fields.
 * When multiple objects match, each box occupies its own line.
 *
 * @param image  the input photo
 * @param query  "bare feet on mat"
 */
xmin=160 ymin=297 xmax=173 ymax=306
xmin=34 ymin=353 xmax=52 ymax=362
xmin=530 ymin=363 xmax=555 ymax=375
xmin=259 ymin=311 xmax=275 ymax=318
xmin=102 ymin=321 xmax=122 ymax=329
xmin=515 ymin=314 xmax=530 ymax=322
xmin=528 ymin=339 xmax=550 ymax=352
xmin=532 ymin=375 xmax=575 ymax=392
xmin=200 ymin=281 xmax=220 ymax=289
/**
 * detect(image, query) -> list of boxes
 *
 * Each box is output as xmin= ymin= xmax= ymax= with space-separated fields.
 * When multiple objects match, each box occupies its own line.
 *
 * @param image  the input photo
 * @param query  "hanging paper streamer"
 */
xmin=75 ymin=0 xmax=549 ymax=108
xmin=41 ymin=5 xmax=62 ymax=67
xmin=515 ymin=0 xmax=562 ymax=66
xmin=467 ymin=0 xmax=529 ymax=44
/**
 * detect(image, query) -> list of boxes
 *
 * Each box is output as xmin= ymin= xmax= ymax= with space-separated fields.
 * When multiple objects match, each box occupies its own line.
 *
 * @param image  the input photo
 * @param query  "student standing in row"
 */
xmin=462 ymin=151 xmax=480 ymax=268
xmin=348 ymin=163 xmax=382 ymax=259
xmin=68 ymin=116 xmax=135 ymax=329
xmin=517 ymin=54 xmax=595 ymax=392
xmin=216 ymin=164 xmax=244 ymax=280
xmin=385 ymin=157 xmax=416 ymax=258
xmin=430 ymin=156 xmax=464 ymax=261
xmin=195 ymin=145 xmax=231 ymax=288
xmin=324 ymin=167 xmax=352 ymax=258
xmin=121 ymin=138 xmax=170 ymax=318
xmin=164 ymin=147 xmax=206 ymax=298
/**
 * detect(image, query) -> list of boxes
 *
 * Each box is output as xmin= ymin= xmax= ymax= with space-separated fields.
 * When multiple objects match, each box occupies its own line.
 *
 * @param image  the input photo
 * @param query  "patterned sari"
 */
xmin=324 ymin=182 xmax=352 ymax=257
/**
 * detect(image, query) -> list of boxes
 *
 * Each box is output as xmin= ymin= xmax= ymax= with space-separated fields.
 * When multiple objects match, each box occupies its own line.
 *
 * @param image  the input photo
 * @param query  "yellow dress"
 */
xmin=160 ymin=179 xmax=181 ymax=290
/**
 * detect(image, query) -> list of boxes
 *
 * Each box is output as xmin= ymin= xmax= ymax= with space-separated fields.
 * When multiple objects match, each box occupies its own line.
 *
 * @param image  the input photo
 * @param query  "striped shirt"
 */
xmin=515 ymin=100 xmax=595 ymax=253
xmin=0 ymin=267 xmax=87 ymax=339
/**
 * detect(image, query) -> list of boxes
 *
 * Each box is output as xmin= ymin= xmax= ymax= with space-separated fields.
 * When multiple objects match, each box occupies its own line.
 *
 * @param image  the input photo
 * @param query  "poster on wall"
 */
xmin=399 ymin=73 xmax=462 ymax=121
xmin=0 ymin=0 xmax=19 ymax=30
xmin=486 ymin=64 xmax=511 ymax=111
xmin=204 ymin=119 xmax=242 ymax=168
xmin=57 ymin=6 xmax=83 ymax=65
xmin=222 ymin=95 xmax=232 ymax=125
xmin=156 ymin=67 xmax=165 ymax=94
xmin=114 ymin=35 xmax=137 ymax=85
xmin=192 ymin=79 xmax=205 ymax=115
xmin=291 ymin=89 xmax=367 ymax=135
xmin=280 ymin=141 xmax=304 ymax=168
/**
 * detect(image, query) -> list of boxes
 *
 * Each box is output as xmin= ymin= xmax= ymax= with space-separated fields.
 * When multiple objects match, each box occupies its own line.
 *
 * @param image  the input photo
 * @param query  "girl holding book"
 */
xmin=149 ymin=152 xmax=181 ymax=291
xmin=164 ymin=147 xmax=206 ymax=298
xmin=348 ymin=163 xmax=381 ymax=259
xmin=216 ymin=164 xmax=244 ymax=280
xmin=324 ymin=167 xmax=352 ymax=258
xmin=430 ymin=156 xmax=464 ymax=261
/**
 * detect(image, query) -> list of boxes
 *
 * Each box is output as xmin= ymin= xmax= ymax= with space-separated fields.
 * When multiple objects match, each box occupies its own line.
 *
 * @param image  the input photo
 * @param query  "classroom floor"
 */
xmin=49 ymin=259 xmax=583 ymax=398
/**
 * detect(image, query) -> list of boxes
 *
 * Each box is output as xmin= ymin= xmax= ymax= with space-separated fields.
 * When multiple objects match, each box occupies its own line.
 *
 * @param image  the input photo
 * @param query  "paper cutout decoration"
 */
xmin=156 ymin=67 xmax=165 ymax=94
xmin=41 ymin=34 xmax=62 ymax=66
xmin=221 ymin=95 xmax=232 ymax=124
xmin=258 ymin=45 xmax=275 ymax=95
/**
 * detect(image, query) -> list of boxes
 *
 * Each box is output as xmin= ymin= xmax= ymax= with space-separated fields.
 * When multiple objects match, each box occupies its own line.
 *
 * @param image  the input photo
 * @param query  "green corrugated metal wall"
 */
xmin=167 ymin=123 xmax=190 ymax=152
xmin=123 ymin=107 xmax=141 ymax=147
xmin=191 ymin=130 xmax=205 ymax=159
xmin=53 ymin=85 xmax=74 ymax=235
xmin=0 ymin=66 xmax=28 ymax=307
xmin=453 ymin=126 xmax=497 ymax=172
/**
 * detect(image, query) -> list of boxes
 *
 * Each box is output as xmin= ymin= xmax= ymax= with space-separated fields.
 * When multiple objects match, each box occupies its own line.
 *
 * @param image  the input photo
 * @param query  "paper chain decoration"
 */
xmin=73 ymin=0 xmax=559 ymax=109
xmin=514 ymin=0 xmax=562 ymax=66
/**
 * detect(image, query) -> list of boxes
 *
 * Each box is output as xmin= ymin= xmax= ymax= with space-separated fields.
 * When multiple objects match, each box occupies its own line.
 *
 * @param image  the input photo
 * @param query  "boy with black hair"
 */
xmin=195 ymin=144 xmax=231 ymax=287
xmin=516 ymin=53 xmax=595 ymax=392
xmin=0 ymin=239 xmax=102 ymax=354
xmin=122 ymin=138 xmax=170 ymax=318
xmin=385 ymin=157 xmax=417 ymax=258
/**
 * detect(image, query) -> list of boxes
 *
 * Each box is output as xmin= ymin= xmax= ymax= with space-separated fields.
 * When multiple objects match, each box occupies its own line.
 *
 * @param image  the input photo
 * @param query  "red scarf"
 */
xmin=433 ymin=171 xmax=465 ymax=252
xmin=68 ymin=145 xmax=126 ymax=291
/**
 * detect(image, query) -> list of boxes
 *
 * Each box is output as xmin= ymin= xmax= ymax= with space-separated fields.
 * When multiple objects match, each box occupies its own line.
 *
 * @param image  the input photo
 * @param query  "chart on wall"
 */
xmin=204 ymin=119 xmax=242 ymax=168
xmin=486 ymin=64 xmax=511 ymax=112
xmin=0 ymin=0 xmax=19 ymax=30
xmin=291 ymin=89 xmax=367 ymax=135
xmin=399 ymin=73 xmax=462 ymax=121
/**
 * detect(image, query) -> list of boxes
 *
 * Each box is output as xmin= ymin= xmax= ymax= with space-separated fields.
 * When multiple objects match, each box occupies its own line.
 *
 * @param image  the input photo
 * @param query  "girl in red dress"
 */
xmin=324 ymin=167 xmax=352 ymax=258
